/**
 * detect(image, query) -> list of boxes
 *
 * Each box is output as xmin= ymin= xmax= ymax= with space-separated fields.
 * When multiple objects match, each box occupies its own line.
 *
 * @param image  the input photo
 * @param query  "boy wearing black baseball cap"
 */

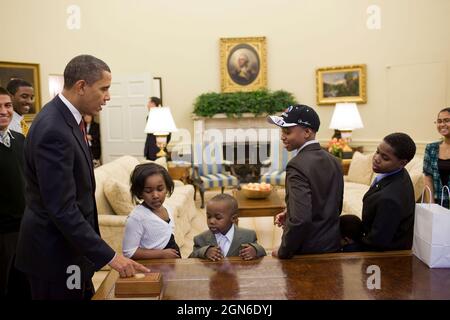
xmin=268 ymin=104 xmax=344 ymax=258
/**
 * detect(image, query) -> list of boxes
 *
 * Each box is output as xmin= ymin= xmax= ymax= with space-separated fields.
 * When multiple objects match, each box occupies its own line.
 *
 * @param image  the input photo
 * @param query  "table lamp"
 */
xmin=144 ymin=106 xmax=178 ymax=158
xmin=329 ymin=102 xmax=364 ymax=142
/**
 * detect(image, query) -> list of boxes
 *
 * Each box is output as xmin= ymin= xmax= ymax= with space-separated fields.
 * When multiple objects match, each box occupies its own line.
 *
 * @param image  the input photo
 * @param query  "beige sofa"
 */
xmin=94 ymin=156 xmax=206 ymax=259
xmin=342 ymin=152 xmax=424 ymax=218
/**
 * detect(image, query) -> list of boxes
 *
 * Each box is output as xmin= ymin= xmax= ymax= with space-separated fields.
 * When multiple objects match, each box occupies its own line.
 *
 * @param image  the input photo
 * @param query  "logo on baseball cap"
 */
xmin=267 ymin=104 xmax=320 ymax=132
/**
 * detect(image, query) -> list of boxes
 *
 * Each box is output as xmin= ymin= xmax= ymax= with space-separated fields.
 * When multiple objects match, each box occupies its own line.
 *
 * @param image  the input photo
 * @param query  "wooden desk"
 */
xmin=93 ymin=251 xmax=450 ymax=300
xmin=232 ymin=188 xmax=285 ymax=219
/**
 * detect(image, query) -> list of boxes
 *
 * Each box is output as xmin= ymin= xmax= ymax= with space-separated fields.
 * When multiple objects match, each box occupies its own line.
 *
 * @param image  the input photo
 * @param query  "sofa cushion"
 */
xmin=342 ymin=182 xmax=370 ymax=218
xmin=104 ymin=178 xmax=135 ymax=215
xmin=95 ymin=156 xmax=140 ymax=215
xmin=405 ymin=156 xmax=424 ymax=201
xmin=346 ymin=152 xmax=373 ymax=186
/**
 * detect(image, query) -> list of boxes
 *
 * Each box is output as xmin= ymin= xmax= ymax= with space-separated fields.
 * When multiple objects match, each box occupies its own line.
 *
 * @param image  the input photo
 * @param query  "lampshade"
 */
xmin=144 ymin=107 xmax=178 ymax=135
xmin=329 ymin=103 xmax=364 ymax=131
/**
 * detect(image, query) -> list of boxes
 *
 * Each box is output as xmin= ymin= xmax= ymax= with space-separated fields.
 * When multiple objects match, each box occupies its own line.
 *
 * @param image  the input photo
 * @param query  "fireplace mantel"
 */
xmin=193 ymin=113 xmax=280 ymax=144
xmin=192 ymin=112 xmax=271 ymax=120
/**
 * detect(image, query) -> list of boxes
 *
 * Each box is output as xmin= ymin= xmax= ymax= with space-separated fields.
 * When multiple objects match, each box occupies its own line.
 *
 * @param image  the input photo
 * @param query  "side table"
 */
xmin=341 ymin=159 xmax=352 ymax=175
xmin=167 ymin=161 xmax=191 ymax=184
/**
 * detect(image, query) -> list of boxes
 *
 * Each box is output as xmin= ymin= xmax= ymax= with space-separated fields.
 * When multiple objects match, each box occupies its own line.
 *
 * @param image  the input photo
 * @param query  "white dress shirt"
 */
xmin=58 ymin=93 xmax=82 ymax=125
xmin=298 ymin=139 xmax=320 ymax=152
xmin=214 ymin=224 xmax=235 ymax=256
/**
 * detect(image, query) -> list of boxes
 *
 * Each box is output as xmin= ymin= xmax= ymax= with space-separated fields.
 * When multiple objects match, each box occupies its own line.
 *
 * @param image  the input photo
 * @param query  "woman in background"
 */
xmin=144 ymin=96 xmax=171 ymax=160
xmin=423 ymin=107 xmax=450 ymax=207
xmin=83 ymin=114 xmax=101 ymax=167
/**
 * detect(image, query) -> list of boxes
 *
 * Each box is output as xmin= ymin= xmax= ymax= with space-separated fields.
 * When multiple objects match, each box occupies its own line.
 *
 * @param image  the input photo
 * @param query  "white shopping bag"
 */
xmin=412 ymin=186 xmax=450 ymax=268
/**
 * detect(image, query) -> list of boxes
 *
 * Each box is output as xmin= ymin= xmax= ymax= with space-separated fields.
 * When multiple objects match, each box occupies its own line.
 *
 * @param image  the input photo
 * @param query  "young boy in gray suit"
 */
xmin=189 ymin=194 xmax=266 ymax=260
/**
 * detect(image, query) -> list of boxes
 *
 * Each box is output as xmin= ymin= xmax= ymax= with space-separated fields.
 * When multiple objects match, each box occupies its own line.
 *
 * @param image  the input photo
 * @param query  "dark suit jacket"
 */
xmin=15 ymin=95 xmax=115 ymax=282
xmin=279 ymin=143 xmax=343 ymax=258
xmin=188 ymin=226 xmax=266 ymax=258
xmin=87 ymin=121 xmax=100 ymax=160
xmin=361 ymin=168 xmax=415 ymax=251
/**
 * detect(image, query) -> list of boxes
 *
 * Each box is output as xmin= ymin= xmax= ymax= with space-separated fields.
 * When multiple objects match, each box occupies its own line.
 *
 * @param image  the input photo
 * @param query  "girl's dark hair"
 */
xmin=130 ymin=163 xmax=174 ymax=201
xmin=439 ymin=107 xmax=450 ymax=114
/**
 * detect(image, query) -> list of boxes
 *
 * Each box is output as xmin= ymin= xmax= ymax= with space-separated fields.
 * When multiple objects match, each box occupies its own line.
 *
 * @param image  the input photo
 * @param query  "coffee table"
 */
xmin=232 ymin=188 xmax=285 ymax=220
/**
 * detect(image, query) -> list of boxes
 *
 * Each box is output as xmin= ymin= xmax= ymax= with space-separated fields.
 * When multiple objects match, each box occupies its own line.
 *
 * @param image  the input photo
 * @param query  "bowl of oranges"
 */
xmin=241 ymin=182 xmax=273 ymax=199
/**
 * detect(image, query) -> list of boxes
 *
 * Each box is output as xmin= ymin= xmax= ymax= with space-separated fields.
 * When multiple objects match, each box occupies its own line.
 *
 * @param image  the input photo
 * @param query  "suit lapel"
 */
xmin=227 ymin=226 xmax=242 ymax=257
xmin=54 ymin=96 xmax=95 ymax=187
xmin=206 ymin=231 xmax=218 ymax=246
xmin=363 ymin=170 xmax=403 ymax=200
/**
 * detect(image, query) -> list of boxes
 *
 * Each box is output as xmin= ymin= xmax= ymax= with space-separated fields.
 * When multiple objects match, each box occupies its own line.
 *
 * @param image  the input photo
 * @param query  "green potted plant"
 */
xmin=193 ymin=89 xmax=297 ymax=117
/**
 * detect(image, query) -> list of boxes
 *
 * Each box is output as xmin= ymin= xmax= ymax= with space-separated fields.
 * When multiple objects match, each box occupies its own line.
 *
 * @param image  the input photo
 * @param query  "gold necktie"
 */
xmin=20 ymin=119 xmax=29 ymax=137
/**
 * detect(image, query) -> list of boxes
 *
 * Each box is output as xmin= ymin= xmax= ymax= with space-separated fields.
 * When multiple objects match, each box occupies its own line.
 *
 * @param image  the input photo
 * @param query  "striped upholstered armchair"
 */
xmin=260 ymin=138 xmax=297 ymax=186
xmin=191 ymin=142 xmax=239 ymax=208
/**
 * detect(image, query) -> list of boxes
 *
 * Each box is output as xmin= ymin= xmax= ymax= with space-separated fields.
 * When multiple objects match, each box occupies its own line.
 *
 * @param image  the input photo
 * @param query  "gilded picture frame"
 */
xmin=0 ymin=61 xmax=42 ymax=121
xmin=220 ymin=36 xmax=267 ymax=93
xmin=316 ymin=64 xmax=367 ymax=105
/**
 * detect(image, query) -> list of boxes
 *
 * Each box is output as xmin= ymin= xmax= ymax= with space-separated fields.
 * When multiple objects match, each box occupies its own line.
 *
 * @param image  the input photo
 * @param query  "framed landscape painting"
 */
xmin=220 ymin=36 xmax=267 ymax=92
xmin=0 ymin=61 xmax=42 ymax=121
xmin=316 ymin=64 xmax=367 ymax=105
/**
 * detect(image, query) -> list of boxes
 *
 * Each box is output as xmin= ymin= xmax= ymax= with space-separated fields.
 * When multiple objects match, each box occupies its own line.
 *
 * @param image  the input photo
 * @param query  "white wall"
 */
xmin=1 ymin=0 xmax=449 ymax=152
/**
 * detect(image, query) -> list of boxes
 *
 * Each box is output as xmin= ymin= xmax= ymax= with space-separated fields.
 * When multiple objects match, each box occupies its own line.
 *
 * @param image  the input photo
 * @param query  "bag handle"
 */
xmin=440 ymin=185 xmax=450 ymax=208
xmin=421 ymin=185 xmax=433 ymax=204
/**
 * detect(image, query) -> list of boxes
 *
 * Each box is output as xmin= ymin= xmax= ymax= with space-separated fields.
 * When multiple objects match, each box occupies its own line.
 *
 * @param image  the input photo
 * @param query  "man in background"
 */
xmin=0 ymin=87 xmax=30 ymax=299
xmin=6 ymin=79 xmax=34 ymax=136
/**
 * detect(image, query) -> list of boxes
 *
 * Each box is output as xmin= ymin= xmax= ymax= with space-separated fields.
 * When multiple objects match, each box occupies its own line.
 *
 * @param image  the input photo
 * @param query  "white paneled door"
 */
xmin=100 ymin=73 xmax=152 ymax=163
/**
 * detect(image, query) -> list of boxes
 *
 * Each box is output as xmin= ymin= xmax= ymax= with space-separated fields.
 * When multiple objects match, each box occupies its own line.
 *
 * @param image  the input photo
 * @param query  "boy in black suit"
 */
xmin=361 ymin=132 xmax=416 ymax=251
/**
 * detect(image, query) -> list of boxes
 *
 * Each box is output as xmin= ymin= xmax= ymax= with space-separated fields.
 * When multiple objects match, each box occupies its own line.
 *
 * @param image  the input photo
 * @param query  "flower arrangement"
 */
xmin=327 ymin=138 xmax=352 ymax=158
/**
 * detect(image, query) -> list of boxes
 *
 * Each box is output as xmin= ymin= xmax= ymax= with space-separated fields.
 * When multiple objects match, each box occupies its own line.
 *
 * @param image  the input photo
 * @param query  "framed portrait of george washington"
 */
xmin=316 ymin=64 xmax=367 ymax=105
xmin=220 ymin=37 xmax=267 ymax=92
xmin=0 ymin=61 xmax=42 ymax=121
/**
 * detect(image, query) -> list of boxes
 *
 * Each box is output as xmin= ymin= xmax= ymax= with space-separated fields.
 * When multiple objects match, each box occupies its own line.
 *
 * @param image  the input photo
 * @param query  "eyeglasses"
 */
xmin=435 ymin=118 xmax=450 ymax=124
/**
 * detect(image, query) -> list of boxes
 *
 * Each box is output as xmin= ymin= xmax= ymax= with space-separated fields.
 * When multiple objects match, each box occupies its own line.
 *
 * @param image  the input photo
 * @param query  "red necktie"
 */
xmin=79 ymin=119 xmax=88 ymax=144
